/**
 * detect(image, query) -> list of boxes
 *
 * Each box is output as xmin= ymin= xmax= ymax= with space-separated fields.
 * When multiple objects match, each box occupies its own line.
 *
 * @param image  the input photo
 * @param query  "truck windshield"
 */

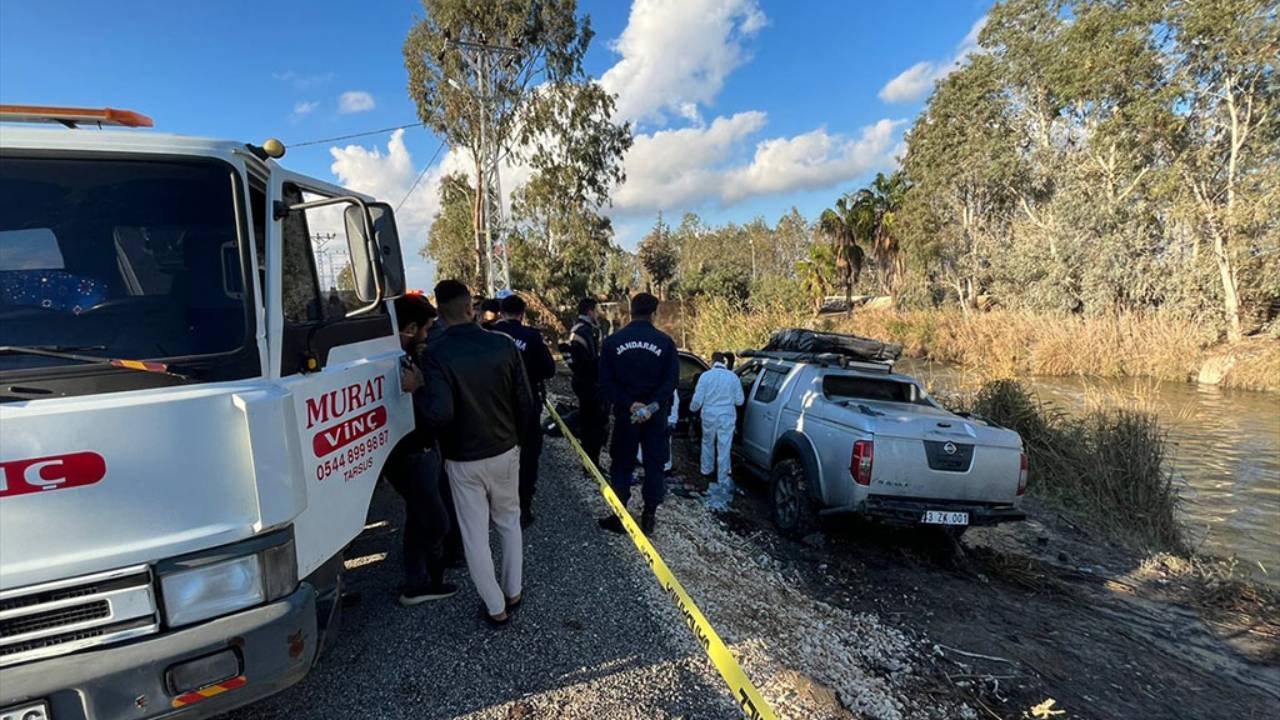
xmin=0 ymin=157 xmax=248 ymax=373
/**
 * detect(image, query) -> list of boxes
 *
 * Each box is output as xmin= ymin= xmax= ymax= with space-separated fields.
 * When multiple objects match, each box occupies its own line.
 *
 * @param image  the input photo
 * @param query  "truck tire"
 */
xmin=770 ymin=458 xmax=818 ymax=538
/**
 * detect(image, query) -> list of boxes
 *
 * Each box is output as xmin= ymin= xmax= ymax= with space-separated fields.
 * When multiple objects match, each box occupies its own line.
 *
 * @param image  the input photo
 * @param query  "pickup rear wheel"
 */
xmin=770 ymin=458 xmax=817 ymax=538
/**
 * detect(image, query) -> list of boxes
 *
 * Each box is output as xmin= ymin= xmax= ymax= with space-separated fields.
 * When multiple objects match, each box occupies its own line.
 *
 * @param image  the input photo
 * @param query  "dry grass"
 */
xmin=686 ymin=296 xmax=809 ymax=359
xmin=687 ymin=303 xmax=1277 ymax=392
xmin=828 ymin=309 xmax=1219 ymax=384
xmin=1218 ymin=340 xmax=1280 ymax=392
xmin=956 ymin=380 xmax=1186 ymax=553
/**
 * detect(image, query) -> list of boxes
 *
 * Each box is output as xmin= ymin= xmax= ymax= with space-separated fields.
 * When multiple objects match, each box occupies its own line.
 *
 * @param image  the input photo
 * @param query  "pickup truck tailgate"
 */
xmin=869 ymin=412 xmax=1023 ymax=504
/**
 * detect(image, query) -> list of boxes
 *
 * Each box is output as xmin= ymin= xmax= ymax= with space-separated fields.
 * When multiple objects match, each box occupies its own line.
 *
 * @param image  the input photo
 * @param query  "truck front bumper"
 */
xmin=854 ymin=496 xmax=1026 ymax=526
xmin=0 ymin=584 xmax=316 ymax=720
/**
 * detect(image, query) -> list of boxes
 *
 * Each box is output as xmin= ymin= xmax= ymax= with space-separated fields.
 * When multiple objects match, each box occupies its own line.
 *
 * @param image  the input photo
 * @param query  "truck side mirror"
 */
xmin=343 ymin=202 xmax=405 ymax=301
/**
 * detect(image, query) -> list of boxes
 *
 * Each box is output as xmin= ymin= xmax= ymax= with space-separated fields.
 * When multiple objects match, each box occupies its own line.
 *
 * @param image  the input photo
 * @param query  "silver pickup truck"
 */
xmin=730 ymin=333 xmax=1027 ymax=538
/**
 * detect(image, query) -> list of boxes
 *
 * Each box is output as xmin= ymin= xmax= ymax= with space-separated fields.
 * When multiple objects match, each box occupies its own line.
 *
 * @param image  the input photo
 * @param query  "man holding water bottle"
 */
xmin=598 ymin=293 xmax=679 ymax=535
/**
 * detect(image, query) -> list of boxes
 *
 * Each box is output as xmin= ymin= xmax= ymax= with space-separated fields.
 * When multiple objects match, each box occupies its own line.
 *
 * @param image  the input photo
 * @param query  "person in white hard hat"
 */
xmin=690 ymin=352 xmax=744 ymax=511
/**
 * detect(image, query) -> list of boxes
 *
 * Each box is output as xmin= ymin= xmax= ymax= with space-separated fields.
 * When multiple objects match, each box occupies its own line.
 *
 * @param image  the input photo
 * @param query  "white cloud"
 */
xmin=878 ymin=15 xmax=987 ymax=104
xmin=273 ymin=70 xmax=334 ymax=90
xmin=291 ymin=100 xmax=319 ymax=119
xmin=337 ymin=90 xmax=376 ymax=114
xmin=323 ymin=130 xmax=533 ymax=290
xmin=600 ymin=0 xmax=767 ymax=125
xmin=723 ymin=119 xmax=903 ymax=202
xmin=325 ymin=130 xmax=446 ymax=289
xmin=613 ymin=114 xmax=902 ymax=213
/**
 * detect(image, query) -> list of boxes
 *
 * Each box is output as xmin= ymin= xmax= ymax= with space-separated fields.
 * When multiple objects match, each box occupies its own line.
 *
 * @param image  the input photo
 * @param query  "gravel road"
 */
xmin=222 ymin=438 xmax=738 ymax=720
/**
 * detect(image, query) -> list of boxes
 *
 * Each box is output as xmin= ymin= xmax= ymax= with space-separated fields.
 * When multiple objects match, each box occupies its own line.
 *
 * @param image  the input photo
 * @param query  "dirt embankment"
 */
xmin=648 ymin=432 xmax=1280 ymax=720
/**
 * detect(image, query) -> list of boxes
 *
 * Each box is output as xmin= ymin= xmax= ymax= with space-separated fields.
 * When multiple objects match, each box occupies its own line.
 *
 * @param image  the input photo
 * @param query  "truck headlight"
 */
xmin=159 ymin=535 xmax=297 ymax=628
xmin=161 ymin=555 xmax=264 ymax=627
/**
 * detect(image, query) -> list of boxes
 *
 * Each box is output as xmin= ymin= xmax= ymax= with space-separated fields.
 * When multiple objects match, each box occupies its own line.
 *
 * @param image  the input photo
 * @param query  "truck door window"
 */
xmin=278 ymin=184 xmax=391 ymax=376
xmin=248 ymin=175 xmax=267 ymax=307
xmin=281 ymin=186 xmax=324 ymax=323
xmin=754 ymin=368 xmax=788 ymax=404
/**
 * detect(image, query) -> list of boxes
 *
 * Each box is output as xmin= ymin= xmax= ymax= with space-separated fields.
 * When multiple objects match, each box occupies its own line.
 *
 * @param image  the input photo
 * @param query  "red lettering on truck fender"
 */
xmin=304 ymin=377 xmax=387 ymax=429
xmin=312 ymin=406 xmax=387 ymax=456
xmin=0 ymin=451 xmax=107 ymax=498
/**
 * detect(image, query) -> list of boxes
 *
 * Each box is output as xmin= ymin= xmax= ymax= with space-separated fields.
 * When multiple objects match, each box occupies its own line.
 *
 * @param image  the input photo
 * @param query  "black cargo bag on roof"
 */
xmin=763 ymin=328 xmax=903 ymax=363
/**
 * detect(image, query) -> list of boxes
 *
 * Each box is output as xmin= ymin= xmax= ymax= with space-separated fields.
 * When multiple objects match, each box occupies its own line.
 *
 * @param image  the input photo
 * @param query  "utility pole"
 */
xmin=444 ymin=35 xmax=521 ymax=297
xmin=309 ymin=232 xmax=342 ymax=291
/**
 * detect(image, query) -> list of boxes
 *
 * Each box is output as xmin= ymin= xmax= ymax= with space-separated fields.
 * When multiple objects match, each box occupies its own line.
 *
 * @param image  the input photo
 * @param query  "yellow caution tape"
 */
xmin=545 ymin=402 xmax=777 ymax=720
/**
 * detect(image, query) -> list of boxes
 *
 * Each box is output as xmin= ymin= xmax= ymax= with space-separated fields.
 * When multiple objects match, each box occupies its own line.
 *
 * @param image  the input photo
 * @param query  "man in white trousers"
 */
xmin=689 ymin=352 xmax=744 ymax=511
xmin=420 ymin=280 xmax=538 ymax=626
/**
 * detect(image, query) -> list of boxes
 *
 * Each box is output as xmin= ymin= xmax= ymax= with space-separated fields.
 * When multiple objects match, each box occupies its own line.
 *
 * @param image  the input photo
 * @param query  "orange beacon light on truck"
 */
xmin=0 ymin=104 xmax=154 ymax=128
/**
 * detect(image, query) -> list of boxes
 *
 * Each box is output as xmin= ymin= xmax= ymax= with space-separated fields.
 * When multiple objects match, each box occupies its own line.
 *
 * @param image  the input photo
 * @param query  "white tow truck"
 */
xmin=0 ymin=105 xmax=413 ymax=719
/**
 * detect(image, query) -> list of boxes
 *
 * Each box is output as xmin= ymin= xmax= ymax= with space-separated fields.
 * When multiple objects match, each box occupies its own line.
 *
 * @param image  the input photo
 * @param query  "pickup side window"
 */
xmin=736 ymin=362 xmax=762 ymax=395
xmin=754 ymin=367 xmax=788 ymax=404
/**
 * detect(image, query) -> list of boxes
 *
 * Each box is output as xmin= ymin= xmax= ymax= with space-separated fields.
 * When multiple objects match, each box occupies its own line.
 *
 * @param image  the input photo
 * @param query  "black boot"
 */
xmin=597 ymin=515 xmax=624 ymax=534
xmin=640 ymin=508 xmax=656 ymax=535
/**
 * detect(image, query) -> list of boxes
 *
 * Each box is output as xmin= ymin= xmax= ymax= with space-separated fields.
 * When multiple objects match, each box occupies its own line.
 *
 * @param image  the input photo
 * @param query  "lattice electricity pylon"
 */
xmin=444 ymin=34 xmax=520 ymax=297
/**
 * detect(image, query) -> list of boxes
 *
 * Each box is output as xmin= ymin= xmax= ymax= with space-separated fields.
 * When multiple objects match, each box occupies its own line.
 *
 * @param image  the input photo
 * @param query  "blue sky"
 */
xmin=0 ymin=0 xmax=989 ymax=290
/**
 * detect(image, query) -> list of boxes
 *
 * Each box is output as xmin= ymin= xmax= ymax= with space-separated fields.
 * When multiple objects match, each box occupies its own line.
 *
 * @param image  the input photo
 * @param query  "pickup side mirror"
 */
xmin=344 ymin=202 xmax=405 ymax=301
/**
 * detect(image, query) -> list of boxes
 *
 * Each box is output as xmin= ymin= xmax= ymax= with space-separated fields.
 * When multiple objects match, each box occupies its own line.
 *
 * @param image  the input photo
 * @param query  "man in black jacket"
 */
xmin=390 ymin=294 xmax=457 ymax=606
xmin=598 ymin=293 xmax=679 ymax=535
xmin=419 ymin=280 xmax=537 ymax=626
xmin=567 ymin=298 xmax=607 ymax=471
xmin=491 ymin=293 xmax=556 ymax=527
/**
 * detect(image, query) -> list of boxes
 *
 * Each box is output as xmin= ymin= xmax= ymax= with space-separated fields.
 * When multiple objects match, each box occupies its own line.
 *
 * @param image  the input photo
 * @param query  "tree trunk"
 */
xmin=1215 ymin=234 xmax=1243 ymax=342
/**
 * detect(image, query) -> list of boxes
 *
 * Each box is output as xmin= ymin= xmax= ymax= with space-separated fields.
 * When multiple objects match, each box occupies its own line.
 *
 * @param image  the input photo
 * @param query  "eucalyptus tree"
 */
xmin=404 ymin=0 xmax=630 ymax=281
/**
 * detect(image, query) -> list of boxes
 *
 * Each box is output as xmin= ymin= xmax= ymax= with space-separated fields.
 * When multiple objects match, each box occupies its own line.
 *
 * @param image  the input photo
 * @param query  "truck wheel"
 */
xmin=770 ymin=458 xmax=817 ymax=538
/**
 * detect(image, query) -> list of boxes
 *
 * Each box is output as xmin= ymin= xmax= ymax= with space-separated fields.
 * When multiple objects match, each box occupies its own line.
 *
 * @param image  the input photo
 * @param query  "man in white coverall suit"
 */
xmin=690 ymin=352 xmax=744 ymax=510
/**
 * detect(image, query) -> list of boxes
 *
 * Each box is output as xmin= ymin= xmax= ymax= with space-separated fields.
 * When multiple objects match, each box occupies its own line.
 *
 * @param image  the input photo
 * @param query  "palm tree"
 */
xmin=862 ymin=171 xmax=909 ymax=295
xmin=817 ymin=194 xmax=868 ymax=312
xmin=798 ymin=243 xmax=837 ymax=314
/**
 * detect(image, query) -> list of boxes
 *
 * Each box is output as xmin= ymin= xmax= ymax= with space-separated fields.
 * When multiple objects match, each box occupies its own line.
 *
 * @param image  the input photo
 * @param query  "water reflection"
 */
xmin=901 ymin=360 xmax=1280 ymax=582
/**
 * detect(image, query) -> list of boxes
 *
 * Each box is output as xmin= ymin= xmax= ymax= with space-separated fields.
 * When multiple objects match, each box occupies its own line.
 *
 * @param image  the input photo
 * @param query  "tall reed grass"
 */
xmin=686 ymin=300 xmax=1278 ymax=392
xmin=959 ymin=380 xmax=1185 ymax=552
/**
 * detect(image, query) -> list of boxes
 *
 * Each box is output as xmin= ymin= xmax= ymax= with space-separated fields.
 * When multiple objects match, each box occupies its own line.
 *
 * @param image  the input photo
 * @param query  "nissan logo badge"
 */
xmin=943 ymin=442 xmax=957 ymax=455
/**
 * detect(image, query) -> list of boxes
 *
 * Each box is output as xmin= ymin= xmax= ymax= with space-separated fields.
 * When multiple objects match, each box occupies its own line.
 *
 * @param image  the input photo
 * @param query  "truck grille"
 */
xmin=0 ymin=565 xmax=158 ymax=667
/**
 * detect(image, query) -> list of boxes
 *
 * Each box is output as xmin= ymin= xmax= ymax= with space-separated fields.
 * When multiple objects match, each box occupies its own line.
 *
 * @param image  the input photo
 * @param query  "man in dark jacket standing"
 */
xmin=419 ymin=280 xmax=537 ymax=626
xmin=492 ymin=293 xmax=555 ymax=527
xmin=567 ymin=298 xmax=607 ymax=471
xmin=390 ymin=294 xmax=457 ymax=605
xmin=598 ymin=293 xmax=679 ymax=535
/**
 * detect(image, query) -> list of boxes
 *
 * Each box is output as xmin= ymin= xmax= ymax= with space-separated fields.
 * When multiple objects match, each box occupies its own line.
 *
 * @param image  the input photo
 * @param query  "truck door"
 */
xmin=265 ymin=170 xmax=411 ymax=577
xmin=741 ymin=365 xmax=789 ymax=467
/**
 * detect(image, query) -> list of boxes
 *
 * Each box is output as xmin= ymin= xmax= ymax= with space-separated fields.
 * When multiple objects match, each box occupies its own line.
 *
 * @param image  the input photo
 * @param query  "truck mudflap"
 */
xmin=0 ymin=584 xmax=317 ymax=720
xmin=839 ymin=496 xmax=1026 ymax=527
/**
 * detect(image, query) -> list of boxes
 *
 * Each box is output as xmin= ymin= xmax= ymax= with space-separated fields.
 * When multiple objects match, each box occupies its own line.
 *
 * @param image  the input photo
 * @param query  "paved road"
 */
xmin=224 ymin=439 xmax=736 ymax=720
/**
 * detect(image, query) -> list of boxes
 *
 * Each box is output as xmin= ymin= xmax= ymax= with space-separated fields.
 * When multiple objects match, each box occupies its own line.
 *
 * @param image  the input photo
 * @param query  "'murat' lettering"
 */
xmin=616 ymin=341 xmax=662 ymax=356
xmin=305 ymin=377 xmax=386 ymax=429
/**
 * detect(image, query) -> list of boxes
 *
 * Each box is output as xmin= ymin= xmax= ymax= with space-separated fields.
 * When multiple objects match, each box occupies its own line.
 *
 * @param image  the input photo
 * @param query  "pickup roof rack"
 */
xmin=737 ymin=349 xmax=894 ymax=373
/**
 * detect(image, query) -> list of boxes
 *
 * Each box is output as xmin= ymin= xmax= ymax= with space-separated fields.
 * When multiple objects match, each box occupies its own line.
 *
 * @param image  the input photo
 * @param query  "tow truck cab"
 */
xmin=0 ymin=106 xmax=412 ymax=719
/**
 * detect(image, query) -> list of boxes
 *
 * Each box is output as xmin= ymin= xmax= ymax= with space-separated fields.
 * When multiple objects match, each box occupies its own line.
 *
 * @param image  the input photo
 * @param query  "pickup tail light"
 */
xmin=1017 ymin=452 xmax=1029 ymax=496
xmin=851 ymin=440 xmax=874 ymax=486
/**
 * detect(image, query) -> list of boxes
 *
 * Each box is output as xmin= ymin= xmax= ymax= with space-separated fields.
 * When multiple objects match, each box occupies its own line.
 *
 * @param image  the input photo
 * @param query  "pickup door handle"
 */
xmin=764 ymin=411 xmax=776 ymax=419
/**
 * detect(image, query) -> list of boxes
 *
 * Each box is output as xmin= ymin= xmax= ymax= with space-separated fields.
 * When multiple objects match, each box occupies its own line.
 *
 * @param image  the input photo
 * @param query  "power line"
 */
xmin=288 ymin=122 xmax=426 ymax=147
xmin=396 ymin=140 xmax=448 ymax=212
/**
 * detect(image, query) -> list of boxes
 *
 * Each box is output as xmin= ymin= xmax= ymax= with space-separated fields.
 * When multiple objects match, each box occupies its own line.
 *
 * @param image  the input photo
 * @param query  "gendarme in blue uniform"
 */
xmin=599 ymin=318 xmax=679 ymax=511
